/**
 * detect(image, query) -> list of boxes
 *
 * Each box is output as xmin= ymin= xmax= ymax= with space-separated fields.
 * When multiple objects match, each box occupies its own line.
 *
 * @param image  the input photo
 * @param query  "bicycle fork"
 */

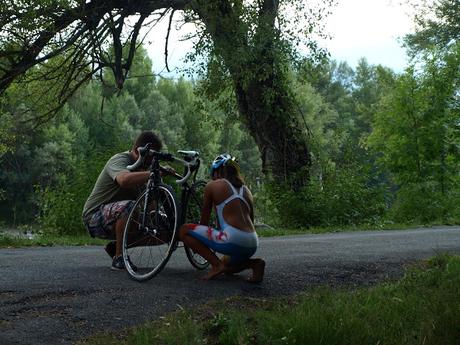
xmin=140 ymin=181 xmax=159 ymax=236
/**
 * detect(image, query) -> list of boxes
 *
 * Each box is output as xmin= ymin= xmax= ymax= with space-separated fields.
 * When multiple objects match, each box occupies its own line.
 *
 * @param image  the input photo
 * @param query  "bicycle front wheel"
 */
xmin=122 ymin=184 xmax=179 ymax=281
xmin=183 ymin=180 xmax=210 ymax=270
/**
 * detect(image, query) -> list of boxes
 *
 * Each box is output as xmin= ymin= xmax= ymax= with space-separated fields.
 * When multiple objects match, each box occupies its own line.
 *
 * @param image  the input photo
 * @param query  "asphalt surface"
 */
xmin=1 ymin=226 xmax=459 ymax=345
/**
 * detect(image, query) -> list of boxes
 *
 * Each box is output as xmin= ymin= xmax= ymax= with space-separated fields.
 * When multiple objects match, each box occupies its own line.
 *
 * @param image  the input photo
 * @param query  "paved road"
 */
xmin=1 ymin=227 xmax=459 ymax=345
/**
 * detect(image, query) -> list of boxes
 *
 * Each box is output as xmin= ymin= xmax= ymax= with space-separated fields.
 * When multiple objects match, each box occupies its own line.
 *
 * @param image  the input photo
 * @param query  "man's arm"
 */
xmin=116 ymin=171 xmax=150 ymax=189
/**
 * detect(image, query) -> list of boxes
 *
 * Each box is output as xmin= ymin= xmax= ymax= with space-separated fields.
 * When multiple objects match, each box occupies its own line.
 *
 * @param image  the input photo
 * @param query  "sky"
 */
xmin=318 ymin=0 xmax=417 ymax=72
xmin=145 ymin=0 xmax=418 ymax=77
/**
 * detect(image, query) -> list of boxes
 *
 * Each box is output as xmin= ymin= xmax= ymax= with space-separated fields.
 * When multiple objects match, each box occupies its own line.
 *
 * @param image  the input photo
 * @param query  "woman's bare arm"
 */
xmin=199 ymin=182 xmax=214 ymax=226
xmin=244 ymin=186 xmax=255 ymax=223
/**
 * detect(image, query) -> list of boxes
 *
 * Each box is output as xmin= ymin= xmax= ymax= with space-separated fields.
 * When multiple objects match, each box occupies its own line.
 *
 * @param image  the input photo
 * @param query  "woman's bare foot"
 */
xmin=202 ymin=262 xmax=226 ymax=280
xmin=247 ymin=259 xmax=265 ymax=283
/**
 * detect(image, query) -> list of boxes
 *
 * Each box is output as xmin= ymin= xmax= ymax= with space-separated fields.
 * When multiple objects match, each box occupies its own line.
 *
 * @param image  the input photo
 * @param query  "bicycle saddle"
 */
xmin=178 ymin=150 xmax=199 ymax=158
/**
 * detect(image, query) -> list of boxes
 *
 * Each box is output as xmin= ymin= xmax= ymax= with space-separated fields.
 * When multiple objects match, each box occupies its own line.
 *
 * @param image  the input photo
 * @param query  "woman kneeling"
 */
xmin=179 ymin=154 xmax=265 ymax=283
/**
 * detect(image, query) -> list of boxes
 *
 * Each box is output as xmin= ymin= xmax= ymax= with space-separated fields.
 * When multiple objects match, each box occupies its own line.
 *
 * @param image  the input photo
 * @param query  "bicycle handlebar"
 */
xmin=127 ymin=146 xmax=200 ymax=185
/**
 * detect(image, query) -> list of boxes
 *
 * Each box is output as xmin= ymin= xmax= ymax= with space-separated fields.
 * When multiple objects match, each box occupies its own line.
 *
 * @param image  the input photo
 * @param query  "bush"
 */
xmin=255 ymin=168 xmax=387 ymax=228
xmin=389 ymin=181 xmax=460 ymax=224
xmin=37 ymin=183 xmax=87 ymax=235
xmin=37 ymin=153 xmax=107 ymax=235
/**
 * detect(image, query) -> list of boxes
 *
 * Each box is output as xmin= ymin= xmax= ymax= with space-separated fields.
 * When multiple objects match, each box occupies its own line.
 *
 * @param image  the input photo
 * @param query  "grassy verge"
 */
xmin=257 ymin=222 xmax=456 ymax=237
xmin=0 ymin=232 xmax=106 ymax=248
xmin=1 ymin=221 xmax=457 ymax=247
xmin=79 ymin=254 xmax=460 ymax=345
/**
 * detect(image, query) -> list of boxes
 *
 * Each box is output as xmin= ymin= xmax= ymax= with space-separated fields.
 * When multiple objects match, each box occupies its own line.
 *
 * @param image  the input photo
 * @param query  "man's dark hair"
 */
xmin=134 ymin=131 xmax=162 ymax=150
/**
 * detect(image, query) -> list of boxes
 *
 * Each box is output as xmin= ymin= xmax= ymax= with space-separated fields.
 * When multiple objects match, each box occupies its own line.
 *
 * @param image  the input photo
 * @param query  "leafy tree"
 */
xmin=256 ymin=61 xmax=390 ymax=227
xmin=368 ymin=47 xmax=460 ymax=222
xmin=366 ymin=0 xmax=460 ymax=222
xmin=32 ymin=122 xmax=77 ymax=187
xmin=0 ymin=97 xmax=15 ymax=157
xmin=294 ymin=80 xmax=340 ymax=178
xmin=37 ymin=150 xmax=110 ymax=235
xmin=0 ymin=141 xmax=36 ymax=224
xmin=179 ymin=86 xmax=220 ymax=166
xmin=300 ymin=58 xmax=355 ymax=112
xmin=405 ymin=0 xmax=460 ymax=55
xmin=0 ymin=0 xmax=336 ymax=184
xmin=123 ymin=45 xmax=156 ymax=104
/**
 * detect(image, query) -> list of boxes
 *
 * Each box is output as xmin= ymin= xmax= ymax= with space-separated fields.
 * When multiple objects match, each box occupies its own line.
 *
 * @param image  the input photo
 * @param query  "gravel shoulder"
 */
xmin=1 ymin=226 xmax=459 ymax=345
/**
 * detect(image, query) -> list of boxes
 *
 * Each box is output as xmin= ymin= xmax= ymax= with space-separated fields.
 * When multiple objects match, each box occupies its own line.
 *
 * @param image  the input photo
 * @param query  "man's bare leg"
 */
xmin=114 ymin=217 xmax=128 ymax=258
xmin=113 ymin=216 xmax=157 ymax=256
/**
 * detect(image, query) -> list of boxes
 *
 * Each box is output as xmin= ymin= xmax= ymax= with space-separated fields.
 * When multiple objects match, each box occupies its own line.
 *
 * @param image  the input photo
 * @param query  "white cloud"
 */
xmin=319 ymin=0 xmax=417 ymax=71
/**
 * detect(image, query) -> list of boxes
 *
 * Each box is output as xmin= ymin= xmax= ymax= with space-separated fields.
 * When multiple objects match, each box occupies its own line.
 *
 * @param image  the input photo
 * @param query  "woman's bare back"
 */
xmin=210 ymin=179 xmax=255 ymax=232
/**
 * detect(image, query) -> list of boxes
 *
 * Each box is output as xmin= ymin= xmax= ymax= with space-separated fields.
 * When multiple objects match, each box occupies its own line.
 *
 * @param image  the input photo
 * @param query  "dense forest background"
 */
xmin=0 ymin=0 xmax=459 ymax=234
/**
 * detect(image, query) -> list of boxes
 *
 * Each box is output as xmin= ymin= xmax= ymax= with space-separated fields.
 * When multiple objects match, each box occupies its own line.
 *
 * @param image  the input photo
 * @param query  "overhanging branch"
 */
xmin=164 ymin=9 xmax=176 ymax=72
xmin=0 ymin=0 xmax=194 ymax=94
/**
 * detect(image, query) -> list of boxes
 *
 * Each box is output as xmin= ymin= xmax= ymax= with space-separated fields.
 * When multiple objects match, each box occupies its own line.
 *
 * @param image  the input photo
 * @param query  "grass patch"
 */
xmin=0 ymin=232 xmax=105 ymax=248
xmin=2 ymin=221 xmax=457 ymax=247
xmin=257 ymin=222 xmax=456 ymax=237
xmin=79 ymin=254 xmax=460 ymax=345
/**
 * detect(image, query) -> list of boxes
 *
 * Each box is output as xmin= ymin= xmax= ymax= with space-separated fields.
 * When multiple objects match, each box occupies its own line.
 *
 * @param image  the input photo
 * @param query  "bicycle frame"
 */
xmin=122 ymin=146 xmax=208 ymax=280
xmin=134 ymin=147 xmax=201 ymax=237
xmin=139 ymin=155 xmax=162 ymax=235
xmin=177 ymin=160 xmax=201 ymax=225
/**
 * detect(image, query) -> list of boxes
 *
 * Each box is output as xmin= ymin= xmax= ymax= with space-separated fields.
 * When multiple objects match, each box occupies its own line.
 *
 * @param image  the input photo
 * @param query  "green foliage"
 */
xmin=37 ymin=152 xmax=108 ymax=235
xmin=405 ymin=0 xmax=460 ymax=54
xmin=0 ymin=107 xmax=15 ymax=157
xmin=256 ymin=166 xmax=386 ymax=228
xmin=388 ymin=181 xmax=460 ymax=224
xmin=368 ymin=45 xmax=460 ymax=223
xmin=123 ymin=45 xmax=155 ymax=104
xmin=249 ymin=59 xmax=393 ymax=229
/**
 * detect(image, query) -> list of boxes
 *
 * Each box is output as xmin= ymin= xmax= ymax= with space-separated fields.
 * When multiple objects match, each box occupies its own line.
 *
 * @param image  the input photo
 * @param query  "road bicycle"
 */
xmin=121 ymin=144 xmax=210 ymax=282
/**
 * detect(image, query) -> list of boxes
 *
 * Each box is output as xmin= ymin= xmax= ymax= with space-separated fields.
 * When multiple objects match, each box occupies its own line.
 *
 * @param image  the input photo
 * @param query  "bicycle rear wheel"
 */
xmin=122 ymin=184 xmax=178 ymax=281
xmin=183 ymin=180 xmax=211 ymax=270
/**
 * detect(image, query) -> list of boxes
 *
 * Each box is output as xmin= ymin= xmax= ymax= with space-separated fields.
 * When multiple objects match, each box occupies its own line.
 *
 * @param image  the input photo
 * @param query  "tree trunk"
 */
xmin=194 ymin=0 xmax=311 ymax=184
xmin=234 ymin=79 xmax=311 ymax=184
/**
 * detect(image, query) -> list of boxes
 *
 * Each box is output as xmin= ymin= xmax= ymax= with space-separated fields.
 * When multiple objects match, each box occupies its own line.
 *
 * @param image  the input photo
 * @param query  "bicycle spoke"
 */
xmin=183 ymin=180 xmax=210 ymax=270
xmin=126 ymin=234 xmax=153 ymax=249
xmin=122 ymin=185 xmax=178 ymax=281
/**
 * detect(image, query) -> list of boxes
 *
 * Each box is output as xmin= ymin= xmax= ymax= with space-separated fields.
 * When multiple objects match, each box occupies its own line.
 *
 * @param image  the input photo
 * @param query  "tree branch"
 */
xmin=165 ymin=9 xmax=176 ymax=72
xmin=0 ymin=0 xmax=194 ymax=94
xmin=123 ymin=14 xmax=148 ymax=82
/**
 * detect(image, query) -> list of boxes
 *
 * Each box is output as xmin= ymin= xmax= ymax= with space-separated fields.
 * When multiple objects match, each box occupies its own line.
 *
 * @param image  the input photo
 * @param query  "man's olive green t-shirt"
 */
xmin=82 ymin=151 xmax=138 ymax=220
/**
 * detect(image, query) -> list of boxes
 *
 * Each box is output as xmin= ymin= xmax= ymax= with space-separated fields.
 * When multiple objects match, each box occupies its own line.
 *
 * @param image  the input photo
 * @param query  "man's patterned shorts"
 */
xmin=83 ymin=200 xmax=135 ymax=239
